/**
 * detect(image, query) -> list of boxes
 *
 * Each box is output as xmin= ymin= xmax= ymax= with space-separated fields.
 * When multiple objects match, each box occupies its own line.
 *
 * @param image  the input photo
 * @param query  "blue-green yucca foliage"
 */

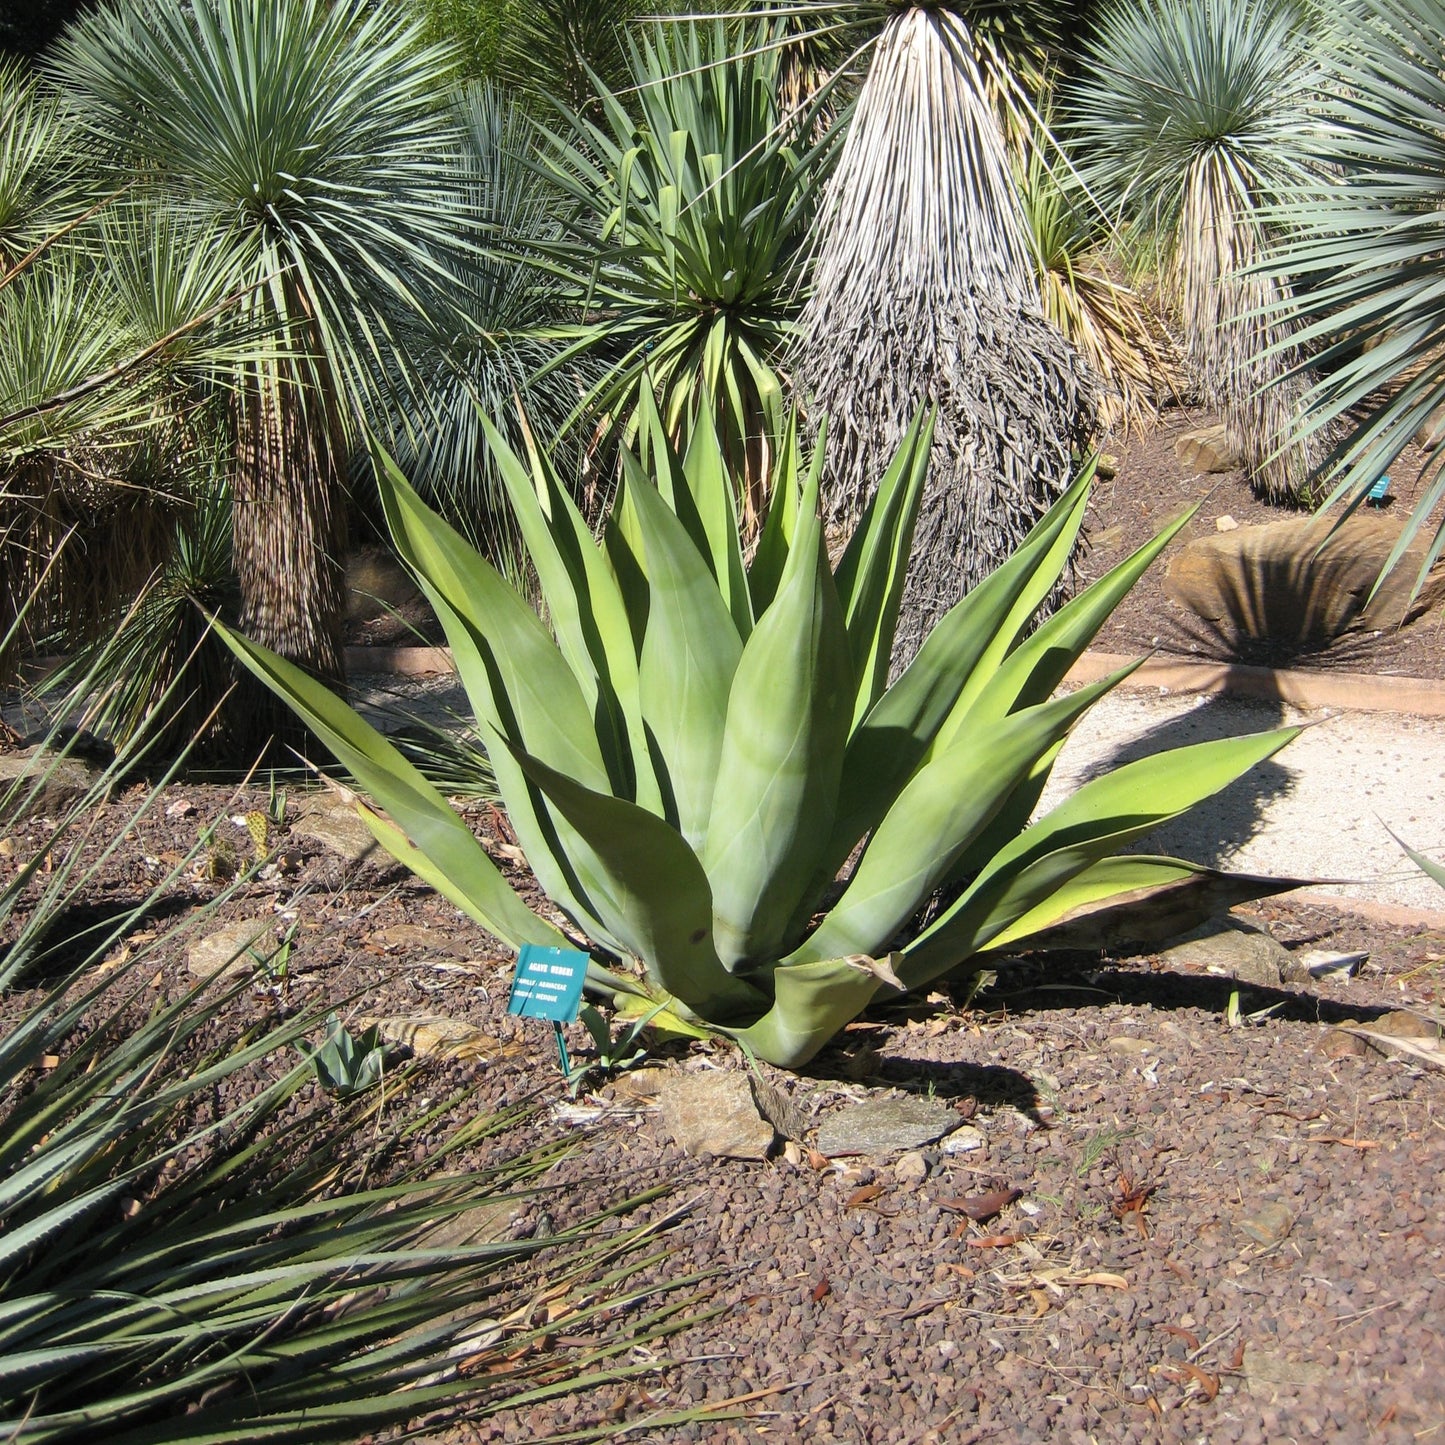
xmin=222 ymin=397 xmax=1301 ymax=1068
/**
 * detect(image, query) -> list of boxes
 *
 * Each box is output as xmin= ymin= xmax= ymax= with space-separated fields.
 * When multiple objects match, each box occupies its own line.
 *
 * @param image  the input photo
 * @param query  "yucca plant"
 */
xmin=367 ymin=82 xmax=602 ymax=564
xmin=54 ymin=0 xmax=472 ymax=745
xmin=1015 ymin=123 xmax=1177 ymax=435
xmin=798 ymin=4 xmax=1095 ymax=665
xmin=538 ymin=19 xmax=830 ymax=529
xmin=1263 ymin=0 xmax=1445 ymax=596
xmin=221 ymin=393 xmax=1301 ymax=1070
xmin=0 ymin=716 xmax=700 ymax=1440
xmin=1068 ymin=0 xmax=1334 ymax=502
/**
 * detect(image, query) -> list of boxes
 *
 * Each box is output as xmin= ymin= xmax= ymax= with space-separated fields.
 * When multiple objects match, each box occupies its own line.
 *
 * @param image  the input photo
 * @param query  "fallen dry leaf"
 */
xmin=1159 ymin=1323 xmax=1201 ymax=1351
xmin=1032 ymin=1268 xmax=1129 ymax=1291
xmin=965 ymin=1233 xmax=1021 ymax=1249
xmin=1342 ymin=1024 xmax=1444 ymax=1070
xmin=1228 ymin=1340 xmax=1247 ymax=1371
xmin=844 ymin=1184 xmax=884 ymax=1210
xmin=939 ymin=1187 xmax=1021 ymax=1222
xmin=1161 ymin=1363 xmax=1220 ymax=1401
xmin=1312 ymin=1135 xmax=1379 ymax=1150
xmin=806 ymin=1148 xmax=831 ymax=1171
xmin=810 ymin=1279 xmax=831 ymax=1303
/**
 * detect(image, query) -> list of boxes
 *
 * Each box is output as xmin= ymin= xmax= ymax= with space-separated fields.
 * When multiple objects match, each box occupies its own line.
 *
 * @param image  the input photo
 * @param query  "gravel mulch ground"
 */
xmin=1086 ymin=407 xmax=1445 ymax=680
xmin=3 ymin=774 xmax=1441 ymax=1444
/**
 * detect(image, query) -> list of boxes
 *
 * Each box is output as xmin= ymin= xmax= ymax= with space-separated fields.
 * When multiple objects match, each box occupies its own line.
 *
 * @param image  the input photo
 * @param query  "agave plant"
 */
xmin=222 ymin=394 xmax=1300 ymax=1070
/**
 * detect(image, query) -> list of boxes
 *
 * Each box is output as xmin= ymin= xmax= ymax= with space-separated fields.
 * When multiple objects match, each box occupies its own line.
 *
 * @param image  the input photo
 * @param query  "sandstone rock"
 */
xmin=369 ymin=923 xmax=461 ymax=956
xmin=188 ymin=918 xmax=276 ymax=979
xmin=1416 ymin=404 xmax=1445 ymax=450
xmin=815 ymin=1096 xmax=963 ymax=1159
xmin=1158 ymin=916 xmax=1295 ymax=987
xmin=1175 ymin=423 xmax=1241 ymax=473
xmin=656 ymin=1070 xmax=775 ymax=1160
xmin=1215 ymin=514 xmax=1238 ymax=533
xmin=0 ymin=747 xmax=103 ymax=815
xmin=293 ymin=801 xmax=406 ymax=883
xmin=1164 ymin=511 xmax=1445 ymax=651
xmin=362 ymin=1014 xmax=500 ymax=1060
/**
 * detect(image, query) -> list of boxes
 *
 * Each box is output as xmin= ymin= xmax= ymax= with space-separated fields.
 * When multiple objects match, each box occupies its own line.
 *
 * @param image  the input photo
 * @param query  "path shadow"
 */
xmin=990 ymin=962 xmax=1396 ymax=1029
xmin=1070 ymin=691 xmax=1294 ymax=867
xmin=2 ymin=894 xmax=194 ymax=984
xmin=803 ymin=1051 xmax=1041 ymax=1119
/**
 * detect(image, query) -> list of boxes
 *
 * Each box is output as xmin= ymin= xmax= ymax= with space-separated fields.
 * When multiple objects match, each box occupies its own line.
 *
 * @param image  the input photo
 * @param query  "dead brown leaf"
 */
xmin=938 ymin=1187 xmax=1021 ymax=1222
xmin=964 ymin=1233 xmax=1021 ymax=1249
xmin=1161 ymin=1363 xmax=1219 ymax=1401
xmin=1312 ymin=1136 xmax=1380 ymax=1150
xmin=810 ymin=1279 xmax=831 ymax=1303
xmin=1159 ymin=1323 xmax=1200 ymax=1352
xmin=844 ymin=1184 xmax=884 ymax=1210
xmin=806 ymin=1148 xmax=831 ymax=1171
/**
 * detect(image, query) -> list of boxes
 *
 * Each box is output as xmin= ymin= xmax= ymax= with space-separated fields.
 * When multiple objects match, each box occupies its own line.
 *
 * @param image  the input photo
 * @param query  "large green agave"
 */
xmin=222 ymin=398 xmax=1300 ymax=1067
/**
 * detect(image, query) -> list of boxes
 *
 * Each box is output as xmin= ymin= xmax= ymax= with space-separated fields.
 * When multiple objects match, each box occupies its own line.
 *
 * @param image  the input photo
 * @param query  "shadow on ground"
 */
xmin=1071 ymin=691 xmax=1294 ymax=868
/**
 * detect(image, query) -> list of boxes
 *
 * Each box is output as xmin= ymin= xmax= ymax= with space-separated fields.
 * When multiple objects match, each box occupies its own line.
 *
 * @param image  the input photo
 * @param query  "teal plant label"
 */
xmin=507 ymin=945 xmax=589 ymax=1021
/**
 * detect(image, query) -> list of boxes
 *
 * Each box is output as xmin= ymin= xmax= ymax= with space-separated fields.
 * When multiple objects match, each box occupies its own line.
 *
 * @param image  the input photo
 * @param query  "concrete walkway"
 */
xmin=1040 ymin=685 xmax=1445 ymax=916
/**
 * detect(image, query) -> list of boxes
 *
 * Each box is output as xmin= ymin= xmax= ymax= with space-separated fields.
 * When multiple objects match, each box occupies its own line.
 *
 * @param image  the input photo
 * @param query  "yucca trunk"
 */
xmin=231 ymin=354 xmax=347 ymax=754
xmin=801 ymin=6 xmax=1095 ymax=667
xmin=1177 ymin=163 xmax=1326 ymax=504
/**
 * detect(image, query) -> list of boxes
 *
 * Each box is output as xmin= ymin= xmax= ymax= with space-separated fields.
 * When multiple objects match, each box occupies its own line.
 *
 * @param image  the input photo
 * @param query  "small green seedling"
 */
xmin=1225 ymin=989 xmax=1284 ymax=1028
xmin=297 ymin=1013 xmax=386 ymax=1096
xmin=565 ymin=1001 xmax=668 ymax=1094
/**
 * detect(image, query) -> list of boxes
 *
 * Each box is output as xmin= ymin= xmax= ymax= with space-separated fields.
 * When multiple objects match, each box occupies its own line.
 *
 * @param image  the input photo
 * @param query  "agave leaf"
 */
xmin=831 ymin=406 xmax=935 ymax=726
xmin=984 ymin=855 xmax=1313 ymax=954
xmin=680 ymin=399 xmax=752 ymax=636
xmin=934 ymin=499 xmax=1195 ymax=750
xmin=746 ymin=413 xmax=813 ymax=616
xmin=480 ymin=420 xmax=660 ymax=813
xmin=729 ymin=956 xmax=882 ymax=1069
xmin=704 ymin=492 xmax=854 ymax=972
xmin=1387 ymin=825 xmax=1445 ymax=894
xmin=215 ymin=628 xmax=553 ymax=955
xmin=788 ymin=666 xmax=1136 ymax=967
xmin=824 ymin=466 xmax=1094 ymax=872
xmin=629 ymin=478 xmax=742 ymax=851
xmin=373 ymin=449 xmax=626 ymax=945
xmin=506 ymin=743 xmax=766 ymax=1022
xmin=901 ymin=728 xmax=1302 ymax=986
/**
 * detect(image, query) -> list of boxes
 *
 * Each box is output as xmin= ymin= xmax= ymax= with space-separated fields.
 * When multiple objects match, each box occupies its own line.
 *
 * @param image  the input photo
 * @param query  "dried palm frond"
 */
xmin=1016 ymin=134 xmax=1178 ymax=436
xmin=800 ymin=5 xmax=1095 ymax=662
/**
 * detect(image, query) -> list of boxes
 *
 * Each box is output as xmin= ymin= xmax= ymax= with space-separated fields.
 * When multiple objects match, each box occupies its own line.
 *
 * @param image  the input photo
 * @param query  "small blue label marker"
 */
xmin=507 ymin=944 xmax=589 ymax=1022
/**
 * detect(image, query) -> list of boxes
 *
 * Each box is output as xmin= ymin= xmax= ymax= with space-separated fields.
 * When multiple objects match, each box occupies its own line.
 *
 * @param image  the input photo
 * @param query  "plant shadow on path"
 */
xmin=803 ymin=1048 xmax=1044 ymax=1118
xmin=1069 ymin=690 xmax=1293 ymax=868
xmin=990 ymin=961 xmax=1396 ymax=1028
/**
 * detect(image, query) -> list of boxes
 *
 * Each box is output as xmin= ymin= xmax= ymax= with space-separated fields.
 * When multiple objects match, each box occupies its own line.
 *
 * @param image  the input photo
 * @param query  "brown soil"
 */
xmin=4 ymin=774 xmax=1442 ymax=1444
xmin=1086 ymin=408 xmax=1445 ymax=678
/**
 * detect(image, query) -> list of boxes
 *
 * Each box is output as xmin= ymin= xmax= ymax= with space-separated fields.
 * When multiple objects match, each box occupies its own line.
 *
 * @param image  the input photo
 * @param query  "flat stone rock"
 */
xmin=749 ymin=1077 xmax=811 ymax=1143
xmin=1243 ymin=1347 xmax=1328 ymax=1401
xmin=1175 ymin=423 xmax=1242 ymax=473
xmin=1236 ymin=1199 xmax=1293 ymax=1247
xmin=1164 ymin=511 xmax=1445 ymax=650
xmin=369 ymin=923 xmax=461 ymax=956
xmin=187 ymin=918 xmax=277 ymax=979
xmin=1417 ymin=403 xmax=1445 ymax=450
xmin=362 ymin=1014 xmax=499 ymax=1060
xmin=1158 ymin=916 xmax=1296 ymax=987
xmin=0 ymin=747 xmax=103 ymax=815
xmin=656 ymin=1070 xmax=775 ymax=1160
xmin=293 ymin=803 xmax=406 ymax=882
xmin=815 ymin=1096 xmax=963 ymax=1159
